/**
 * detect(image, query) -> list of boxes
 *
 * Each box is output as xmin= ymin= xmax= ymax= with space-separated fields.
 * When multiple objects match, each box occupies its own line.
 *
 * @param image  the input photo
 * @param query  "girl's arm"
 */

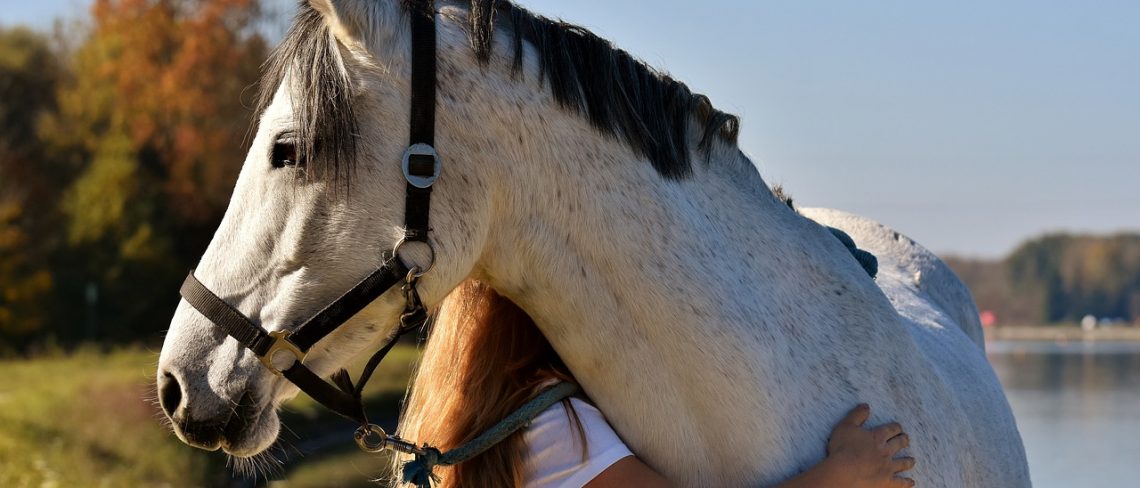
xmin=585 ymin=404 xmax=915 ymax=488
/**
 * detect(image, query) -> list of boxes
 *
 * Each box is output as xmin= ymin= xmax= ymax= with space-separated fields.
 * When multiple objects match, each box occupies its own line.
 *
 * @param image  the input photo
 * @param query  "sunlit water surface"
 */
xmin=987 ymin=340 xmax=1140 ymax=487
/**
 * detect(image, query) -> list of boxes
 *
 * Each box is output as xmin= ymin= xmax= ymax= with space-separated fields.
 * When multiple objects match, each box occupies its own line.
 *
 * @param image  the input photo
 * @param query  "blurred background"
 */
xmin=1 ymin=0 xmax=1137 ymax=486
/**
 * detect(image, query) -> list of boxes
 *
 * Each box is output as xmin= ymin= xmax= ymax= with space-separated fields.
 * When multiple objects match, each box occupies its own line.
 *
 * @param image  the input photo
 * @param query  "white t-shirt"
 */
xmin=521 ymin=397 xmax=634 ymax=488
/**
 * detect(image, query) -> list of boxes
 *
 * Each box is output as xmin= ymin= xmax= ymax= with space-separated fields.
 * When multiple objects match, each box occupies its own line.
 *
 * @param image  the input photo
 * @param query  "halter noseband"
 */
xmin=179 ymin=3 xmax=441 ymax=445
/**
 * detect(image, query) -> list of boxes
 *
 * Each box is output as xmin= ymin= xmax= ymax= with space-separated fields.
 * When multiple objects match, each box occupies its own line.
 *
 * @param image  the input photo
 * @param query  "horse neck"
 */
xmin=426 ymin=25 xmax=915 ymax=478
xmin=419 ymin=13 xmax=898 ymax=396
xmin=474 ymin=107 xmax=901 ymax=389
xmin=470 ymin=125 xmax=905 ymax=479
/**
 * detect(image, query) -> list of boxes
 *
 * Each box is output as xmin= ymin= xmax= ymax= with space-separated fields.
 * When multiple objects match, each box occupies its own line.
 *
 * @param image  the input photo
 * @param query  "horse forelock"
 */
xmin=255 ymin=6 xmax=358 ymax=185
xmin=255 ymin=0 xmax=742 ymax=184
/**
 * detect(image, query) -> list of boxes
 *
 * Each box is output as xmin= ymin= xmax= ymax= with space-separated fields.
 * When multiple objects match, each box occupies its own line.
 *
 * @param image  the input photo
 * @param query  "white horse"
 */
xmin=157 ymin=1 xmax=1030 ymax=486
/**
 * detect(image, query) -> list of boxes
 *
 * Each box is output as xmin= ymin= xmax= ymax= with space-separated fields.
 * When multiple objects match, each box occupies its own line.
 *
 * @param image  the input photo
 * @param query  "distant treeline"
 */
xmin=945 ymin=233 xmax=1140 ymax=326
xmin=0 ymin=0 xmax=267 ymax=355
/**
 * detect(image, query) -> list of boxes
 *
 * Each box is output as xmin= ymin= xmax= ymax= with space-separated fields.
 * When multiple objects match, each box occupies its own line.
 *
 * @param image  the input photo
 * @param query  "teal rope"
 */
xmin=828 ymin=227 xmax=878 ymax=279
xmin=401 ymin=382 xmax=582 ymax=487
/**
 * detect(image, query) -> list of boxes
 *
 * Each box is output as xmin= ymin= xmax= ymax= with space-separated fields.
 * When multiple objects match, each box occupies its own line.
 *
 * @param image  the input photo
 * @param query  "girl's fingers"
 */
xmin=891 ymin=456 xmax=917 ymax=474
xmin=841 ymin=403 xmax=872 ymax=427
xmin=873 ymin=422 xmax=903 ymax=442
xmin=885 ymin=433 xmax=911 ymax=454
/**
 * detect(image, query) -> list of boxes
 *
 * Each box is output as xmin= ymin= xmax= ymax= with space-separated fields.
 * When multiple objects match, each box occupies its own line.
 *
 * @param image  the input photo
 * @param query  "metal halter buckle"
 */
xmin=402 ymin=143 xmax=441 ymax=189
xmin=259 ymin=330 xmax=306 ymax=377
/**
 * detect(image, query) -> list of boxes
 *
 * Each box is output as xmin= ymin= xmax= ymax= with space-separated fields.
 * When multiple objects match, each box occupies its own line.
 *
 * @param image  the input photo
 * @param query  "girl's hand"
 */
xmin=825 ymin=404 xmax=916 ymax=488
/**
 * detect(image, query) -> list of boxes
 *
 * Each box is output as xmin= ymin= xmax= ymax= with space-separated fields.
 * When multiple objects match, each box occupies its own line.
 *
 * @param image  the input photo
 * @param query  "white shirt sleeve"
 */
xmin=521 ymin=397 xmax=634 ymax=488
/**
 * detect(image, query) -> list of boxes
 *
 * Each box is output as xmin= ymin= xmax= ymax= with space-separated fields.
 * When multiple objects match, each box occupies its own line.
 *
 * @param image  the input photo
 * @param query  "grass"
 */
xmin=0 ymin=346 xmax=220 ymax=487
xmin=268 ymin=449 xmax=390 ymax=488
xmin=0 ymin=343 xmax=420 ymax=488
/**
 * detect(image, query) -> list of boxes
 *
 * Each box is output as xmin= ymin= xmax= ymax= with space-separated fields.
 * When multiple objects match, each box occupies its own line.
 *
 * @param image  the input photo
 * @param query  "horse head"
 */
xmin=156 ymin=0 xmax=490 ymax=456
xmin=157 ymin=0 xmax=749 ymax=467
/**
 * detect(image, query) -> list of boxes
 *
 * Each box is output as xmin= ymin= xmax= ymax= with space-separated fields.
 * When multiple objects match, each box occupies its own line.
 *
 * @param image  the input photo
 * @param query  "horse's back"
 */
xmin=801 ymin=207 xmax=1031 ymax=487
xmin=800 ymin=207 xmax=984 ymax=347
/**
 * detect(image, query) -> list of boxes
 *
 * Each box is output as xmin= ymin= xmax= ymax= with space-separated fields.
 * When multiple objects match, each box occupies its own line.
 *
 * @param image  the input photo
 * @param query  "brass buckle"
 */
xmin=259 ymin=330 xmax=305 ymax=377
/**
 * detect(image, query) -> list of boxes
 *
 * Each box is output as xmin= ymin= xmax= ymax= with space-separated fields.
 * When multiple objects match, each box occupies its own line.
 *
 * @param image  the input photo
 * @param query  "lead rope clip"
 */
xmin=355 ymin=423 xmax=430 ymax=455
xmin=399 ymin=267 xmax=429 ymax=330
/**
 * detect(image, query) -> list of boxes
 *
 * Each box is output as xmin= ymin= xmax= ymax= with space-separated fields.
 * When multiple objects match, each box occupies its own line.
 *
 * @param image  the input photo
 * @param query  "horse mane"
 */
xmin=256 ymin=1 xmax=741 ymax=182
xmin=461 ymin=0 xmax=740 ymax=179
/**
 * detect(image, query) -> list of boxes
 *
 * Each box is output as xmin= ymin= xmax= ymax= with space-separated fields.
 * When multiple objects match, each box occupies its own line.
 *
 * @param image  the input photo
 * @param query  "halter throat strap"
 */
xmin=177 ymin=4 xmax=440 ymax=426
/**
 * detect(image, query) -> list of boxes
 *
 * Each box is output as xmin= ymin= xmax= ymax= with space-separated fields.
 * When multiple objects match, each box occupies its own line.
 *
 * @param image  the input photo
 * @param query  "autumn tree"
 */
xmin=37 ymin=0 xmax=268 ymax=344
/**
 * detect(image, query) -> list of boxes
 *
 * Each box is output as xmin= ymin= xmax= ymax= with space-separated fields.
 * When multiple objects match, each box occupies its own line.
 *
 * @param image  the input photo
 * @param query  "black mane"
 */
xmin=257 ymin=1 xmax=740 ymax=181
xmin=463 ymin=0 xmax=739 ymax=179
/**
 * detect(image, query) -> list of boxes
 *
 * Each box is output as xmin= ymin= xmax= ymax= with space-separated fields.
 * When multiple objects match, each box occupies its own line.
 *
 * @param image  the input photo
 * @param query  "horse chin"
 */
xmin=219 ymin=393 xmax=280 ymax=458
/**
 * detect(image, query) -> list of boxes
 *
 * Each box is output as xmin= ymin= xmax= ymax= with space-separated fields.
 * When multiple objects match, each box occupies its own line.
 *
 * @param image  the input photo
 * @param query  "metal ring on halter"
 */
xmin=355 ymin=424 xmax=388 ymax=453
xmin=392 ymin=236 xmax=435 ymax=278
xmin=402 ymin=143 xmax=442 ymax=189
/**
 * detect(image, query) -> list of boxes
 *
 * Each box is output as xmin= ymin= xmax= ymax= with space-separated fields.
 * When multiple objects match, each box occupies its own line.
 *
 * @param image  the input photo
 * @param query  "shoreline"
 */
xmin=984 ymin=325 xmax=1140 ymax=342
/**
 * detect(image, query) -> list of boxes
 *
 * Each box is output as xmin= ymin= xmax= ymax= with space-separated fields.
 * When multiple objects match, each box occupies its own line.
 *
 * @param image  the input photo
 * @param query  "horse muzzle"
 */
xmin=158 ymin=368 xmax=268 ymax=455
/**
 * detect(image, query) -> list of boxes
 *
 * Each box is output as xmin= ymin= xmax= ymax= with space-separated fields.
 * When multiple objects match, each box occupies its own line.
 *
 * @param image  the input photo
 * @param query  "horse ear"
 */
xmin=307 ymin=0 xmax=401 ymax=46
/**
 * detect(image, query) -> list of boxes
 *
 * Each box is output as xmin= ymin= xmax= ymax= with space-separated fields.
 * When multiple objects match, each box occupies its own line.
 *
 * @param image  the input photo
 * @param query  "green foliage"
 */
xmin=63 ymin=131 xmax=139 ymax=245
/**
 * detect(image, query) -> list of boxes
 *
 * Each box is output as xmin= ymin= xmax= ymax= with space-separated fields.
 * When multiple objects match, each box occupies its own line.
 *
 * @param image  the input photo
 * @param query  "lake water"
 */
xmin=987 ymin=340 xmax=1140 ymax=487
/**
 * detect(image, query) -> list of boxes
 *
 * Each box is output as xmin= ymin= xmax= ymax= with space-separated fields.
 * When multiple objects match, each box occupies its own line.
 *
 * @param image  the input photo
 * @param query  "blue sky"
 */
xmin=5 ymin=0 xmax=1138 ymax=258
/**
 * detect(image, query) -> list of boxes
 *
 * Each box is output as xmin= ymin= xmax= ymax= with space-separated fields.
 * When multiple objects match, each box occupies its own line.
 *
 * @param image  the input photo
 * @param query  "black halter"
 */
xmin=179 ymin=4 xmax=441 ymax=436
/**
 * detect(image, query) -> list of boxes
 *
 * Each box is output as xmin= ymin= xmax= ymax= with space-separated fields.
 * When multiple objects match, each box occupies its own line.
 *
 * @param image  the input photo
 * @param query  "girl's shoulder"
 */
xmin=521 ymin=397 xmax=633 ymax=488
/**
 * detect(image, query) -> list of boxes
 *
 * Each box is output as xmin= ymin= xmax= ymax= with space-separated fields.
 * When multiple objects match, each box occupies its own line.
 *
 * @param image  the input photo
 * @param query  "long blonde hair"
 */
xmin=393 ymin=280 xmax=583 ymax=488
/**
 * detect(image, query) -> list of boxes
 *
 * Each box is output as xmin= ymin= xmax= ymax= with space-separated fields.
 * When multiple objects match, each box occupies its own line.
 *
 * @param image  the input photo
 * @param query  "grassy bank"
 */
xmin=0 ymin=345 xmax=419 ymax=488
xmin=984 ymin=325 xmax=1140 ymax=342
xmin=0 ymin=347 xmax=221 ymax=487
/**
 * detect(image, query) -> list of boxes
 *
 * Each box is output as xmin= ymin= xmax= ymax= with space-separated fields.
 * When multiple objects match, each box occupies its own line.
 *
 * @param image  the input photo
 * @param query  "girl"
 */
xmin=395 ymin=281 xmax=915 ymax=487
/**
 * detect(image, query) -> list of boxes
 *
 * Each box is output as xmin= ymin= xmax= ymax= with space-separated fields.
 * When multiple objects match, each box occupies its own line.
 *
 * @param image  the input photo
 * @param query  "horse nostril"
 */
xmin=159 ymin=371 xmax=183 ymax=419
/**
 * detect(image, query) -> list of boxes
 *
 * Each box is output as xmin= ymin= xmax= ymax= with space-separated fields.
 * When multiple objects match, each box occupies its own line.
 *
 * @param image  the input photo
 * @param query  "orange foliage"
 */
xmin=81 ymin=0 xmax=266 ymax=223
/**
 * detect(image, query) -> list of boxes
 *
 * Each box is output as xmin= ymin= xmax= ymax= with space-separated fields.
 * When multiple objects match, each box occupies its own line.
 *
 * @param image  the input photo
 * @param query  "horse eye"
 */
xmin=271 ymin=142 xmax=301 ymax=169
